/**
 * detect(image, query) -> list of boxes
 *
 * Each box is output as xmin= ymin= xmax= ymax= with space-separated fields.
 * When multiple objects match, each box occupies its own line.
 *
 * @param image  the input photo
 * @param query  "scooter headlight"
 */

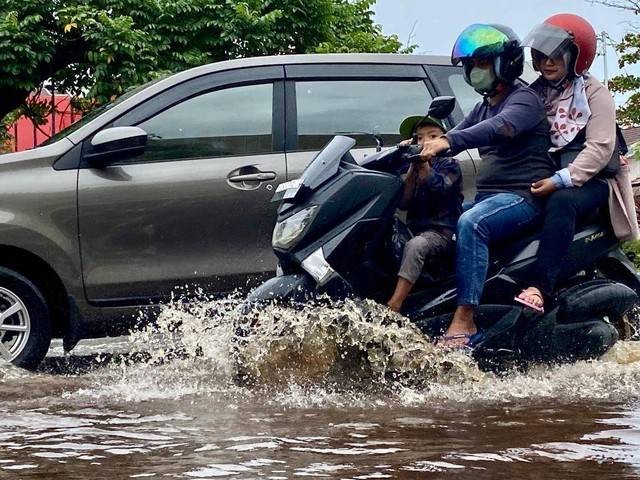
xmin=272 ymin=206 xmax=318 ymax=250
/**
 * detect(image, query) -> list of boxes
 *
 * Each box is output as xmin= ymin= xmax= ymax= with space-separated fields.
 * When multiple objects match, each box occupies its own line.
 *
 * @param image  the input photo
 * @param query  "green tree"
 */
xmin=590 ymin=0 xmax=640 ymax=125
xmin=0 ymin=0 xmax=411 ymax=129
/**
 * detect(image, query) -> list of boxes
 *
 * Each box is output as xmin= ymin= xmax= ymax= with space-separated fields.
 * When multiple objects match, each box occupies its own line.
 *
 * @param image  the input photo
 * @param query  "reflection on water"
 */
xmin=2 ymin=400 xmax=640 ymax=478
xmin=1 ymin=299 xmax=640 ymax=478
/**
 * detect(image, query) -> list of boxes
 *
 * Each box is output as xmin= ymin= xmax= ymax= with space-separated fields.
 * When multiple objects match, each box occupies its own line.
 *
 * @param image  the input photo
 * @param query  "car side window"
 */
xmin=294 ymin=80 xmax=433 ymax=150
xmin=447 ymin=74 xmax=481 ymax=117
xmin=428 ymin=65 xmax=481 ymax=122
xmin=132 ymin=82 xmax=274 ymax=163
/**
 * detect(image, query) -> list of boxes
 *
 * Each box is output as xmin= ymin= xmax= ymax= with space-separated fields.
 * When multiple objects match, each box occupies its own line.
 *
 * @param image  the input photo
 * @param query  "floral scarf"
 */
xmin=539 ymin=75 xmax=591 ymax=151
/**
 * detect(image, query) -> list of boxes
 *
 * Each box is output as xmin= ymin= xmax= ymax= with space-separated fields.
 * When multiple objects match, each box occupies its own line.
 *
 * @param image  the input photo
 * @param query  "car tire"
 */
xmin=0 ymin=267 xmax=51 ymax=370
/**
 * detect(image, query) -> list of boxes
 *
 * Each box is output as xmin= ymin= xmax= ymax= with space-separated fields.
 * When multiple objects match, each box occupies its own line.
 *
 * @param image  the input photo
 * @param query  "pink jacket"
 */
xmin=607 ymin=165 xmax=639 ymax=241
xmin=564 ymin=75 xmax=639 ymax=241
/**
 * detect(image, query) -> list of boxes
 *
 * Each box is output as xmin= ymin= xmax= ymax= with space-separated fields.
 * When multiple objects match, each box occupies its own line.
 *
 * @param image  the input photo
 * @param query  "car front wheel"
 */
xmin=0 ymin=268 xmax=51 ymax=370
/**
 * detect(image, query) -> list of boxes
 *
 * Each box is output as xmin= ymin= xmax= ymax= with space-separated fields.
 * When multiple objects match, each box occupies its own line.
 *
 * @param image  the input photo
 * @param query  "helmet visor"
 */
xmin=523 ymin=23 xmax=573 ymax=58
xmin=451 ymin=24 xmax=510 ymax=65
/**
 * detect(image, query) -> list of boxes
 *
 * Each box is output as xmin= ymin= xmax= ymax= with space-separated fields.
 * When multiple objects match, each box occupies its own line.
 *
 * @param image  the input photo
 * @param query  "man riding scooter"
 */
xmin=418 ymin=24 xmax=557 ymax=348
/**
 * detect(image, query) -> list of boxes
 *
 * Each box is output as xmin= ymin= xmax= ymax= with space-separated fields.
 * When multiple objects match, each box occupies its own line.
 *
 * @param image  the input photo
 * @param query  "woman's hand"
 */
xmin=531 ymin=177 xmax=558 ymax=197
xmin=420 ymin=136 xmax=450 ymax=163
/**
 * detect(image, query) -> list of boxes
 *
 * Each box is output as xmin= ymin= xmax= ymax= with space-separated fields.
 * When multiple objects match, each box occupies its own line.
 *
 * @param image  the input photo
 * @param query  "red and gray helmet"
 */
xmin=523 ymin=13 xmax=597 ymax=77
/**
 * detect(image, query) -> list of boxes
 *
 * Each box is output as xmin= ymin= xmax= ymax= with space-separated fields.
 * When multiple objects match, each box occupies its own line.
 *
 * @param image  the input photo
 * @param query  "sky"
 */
xmin=373 ymin=0 xmax=637 ymax=105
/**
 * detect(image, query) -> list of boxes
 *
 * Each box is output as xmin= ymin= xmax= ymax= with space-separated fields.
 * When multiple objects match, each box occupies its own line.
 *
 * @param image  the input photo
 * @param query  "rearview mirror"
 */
xmin=427 ymin=96 xmax=456 ymax=120
xmin=85 ymin=126 xmax=148 ymax=167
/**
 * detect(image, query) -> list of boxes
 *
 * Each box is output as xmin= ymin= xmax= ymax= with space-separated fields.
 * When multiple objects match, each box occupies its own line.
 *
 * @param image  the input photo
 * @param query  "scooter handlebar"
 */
xmin=397 ymin=143 xmax=424 ymax=164
xmin=397 ymin=143 xmax=453 ymax=164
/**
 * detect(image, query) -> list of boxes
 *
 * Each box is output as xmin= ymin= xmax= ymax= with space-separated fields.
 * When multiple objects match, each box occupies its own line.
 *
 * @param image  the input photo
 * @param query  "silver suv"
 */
xmin=0 ymin=53 xmax=483 ymax=369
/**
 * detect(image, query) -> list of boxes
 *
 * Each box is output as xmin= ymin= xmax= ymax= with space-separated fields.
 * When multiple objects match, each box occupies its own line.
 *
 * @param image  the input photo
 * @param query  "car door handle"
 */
xmin=228 ymin=172 xmax=277 ymax=183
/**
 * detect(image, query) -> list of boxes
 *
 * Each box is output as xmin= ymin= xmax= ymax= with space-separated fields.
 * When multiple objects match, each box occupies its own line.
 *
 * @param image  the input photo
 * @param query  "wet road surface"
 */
xmin=2 ymin=300 xmax=640 ymax=479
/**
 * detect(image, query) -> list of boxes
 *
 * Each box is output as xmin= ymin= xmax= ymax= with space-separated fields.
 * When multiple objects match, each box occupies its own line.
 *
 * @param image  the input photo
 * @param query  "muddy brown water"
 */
xmin=2 ymin=299 xmax=640 ymax=479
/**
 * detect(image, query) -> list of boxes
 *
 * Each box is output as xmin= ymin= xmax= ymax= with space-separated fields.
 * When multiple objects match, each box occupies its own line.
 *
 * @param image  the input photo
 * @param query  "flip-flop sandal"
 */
xmin=514 ymin=289 xmax=544 ymax=313
xmin=436 ymin=331 xmax=485 ymax=350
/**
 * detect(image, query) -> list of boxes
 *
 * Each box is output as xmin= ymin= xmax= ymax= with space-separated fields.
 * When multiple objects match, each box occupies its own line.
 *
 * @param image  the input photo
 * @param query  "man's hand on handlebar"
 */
xmin=420 ymin=136 xmax=450 ymax=163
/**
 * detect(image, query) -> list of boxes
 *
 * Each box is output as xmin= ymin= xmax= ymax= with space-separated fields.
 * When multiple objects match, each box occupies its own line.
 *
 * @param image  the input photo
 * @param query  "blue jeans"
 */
xmin=456 ymin=192 xmax=542 ymax=306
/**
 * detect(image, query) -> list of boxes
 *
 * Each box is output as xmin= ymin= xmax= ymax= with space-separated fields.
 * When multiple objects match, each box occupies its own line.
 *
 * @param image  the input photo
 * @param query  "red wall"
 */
xmin=9 ymin=94 xmax=82 ymax=152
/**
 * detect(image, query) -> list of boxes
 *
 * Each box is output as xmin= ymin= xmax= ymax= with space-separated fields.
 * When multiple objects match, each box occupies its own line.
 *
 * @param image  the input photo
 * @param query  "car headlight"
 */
xmin=272 ymin=206 xmax=318 ymax=250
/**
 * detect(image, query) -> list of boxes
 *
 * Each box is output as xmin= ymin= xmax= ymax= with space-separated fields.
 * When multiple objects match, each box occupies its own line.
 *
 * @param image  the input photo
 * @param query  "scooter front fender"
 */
xmin=246 ymin=273 xmax=317 ymax=305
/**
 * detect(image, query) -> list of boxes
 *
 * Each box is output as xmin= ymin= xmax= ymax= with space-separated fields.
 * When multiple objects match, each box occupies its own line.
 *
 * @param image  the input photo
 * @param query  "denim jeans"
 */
xmin=456 ymin=192 xmax=542 ymax=306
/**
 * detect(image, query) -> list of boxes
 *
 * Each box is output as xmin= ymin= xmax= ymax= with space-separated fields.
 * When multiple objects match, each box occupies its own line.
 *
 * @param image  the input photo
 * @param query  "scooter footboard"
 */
xmin=413 ymin=304 xmax=525 ymax=350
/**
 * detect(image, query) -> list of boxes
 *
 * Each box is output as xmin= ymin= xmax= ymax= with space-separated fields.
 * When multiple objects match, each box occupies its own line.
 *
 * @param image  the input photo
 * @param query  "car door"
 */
xmin=77 ymin=67 xmax=286 ymax=305
xmin=282 ymin=63 xmax=478 ymax=201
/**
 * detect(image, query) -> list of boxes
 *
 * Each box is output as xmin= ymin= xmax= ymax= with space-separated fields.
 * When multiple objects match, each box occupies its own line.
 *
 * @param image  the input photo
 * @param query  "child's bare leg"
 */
xmin=387 ymin=277 xmax=413 ymax=312
xmin=391 ymin=232 xmax=451 ymax=313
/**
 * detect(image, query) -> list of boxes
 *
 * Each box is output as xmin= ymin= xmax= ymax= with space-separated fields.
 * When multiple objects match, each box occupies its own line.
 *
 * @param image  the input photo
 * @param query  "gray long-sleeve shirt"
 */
xmin=445 ymin=84 xmax=556 ymax=202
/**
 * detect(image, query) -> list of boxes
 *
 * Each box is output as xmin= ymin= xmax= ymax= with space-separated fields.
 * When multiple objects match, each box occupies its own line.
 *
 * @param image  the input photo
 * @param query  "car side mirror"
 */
xmin=85 ymin=126 xmax=148 ymax=167
xmin=427 ymin=96 xmax=456 ymax=120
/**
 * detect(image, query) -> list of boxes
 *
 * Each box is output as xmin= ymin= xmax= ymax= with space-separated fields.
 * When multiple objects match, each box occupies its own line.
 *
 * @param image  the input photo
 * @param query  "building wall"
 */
xmin=9 ymin=94 xmax=82 ymax=152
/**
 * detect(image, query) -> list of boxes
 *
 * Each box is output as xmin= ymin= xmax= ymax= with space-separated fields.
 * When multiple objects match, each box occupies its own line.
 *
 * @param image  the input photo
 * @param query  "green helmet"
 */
xmin=399 ymin=115 xmax=446 ymax=140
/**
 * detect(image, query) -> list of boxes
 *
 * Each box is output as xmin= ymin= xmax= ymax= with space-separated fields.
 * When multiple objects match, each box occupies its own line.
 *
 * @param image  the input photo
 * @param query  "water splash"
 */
xmin=233 ymin=298 xmax=482 ymax=388
xmin=56 ymin=294 xmax=640 ymax=407
xmin=69 ymin=296 xmax=482 ymax=404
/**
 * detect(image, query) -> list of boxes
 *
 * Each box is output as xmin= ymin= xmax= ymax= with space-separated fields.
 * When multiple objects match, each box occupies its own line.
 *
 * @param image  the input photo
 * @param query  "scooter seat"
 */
xmin=390 ymin=209 xmax=613 ymax=289
xmin=490 ymin=209 xmax=611 ymax=266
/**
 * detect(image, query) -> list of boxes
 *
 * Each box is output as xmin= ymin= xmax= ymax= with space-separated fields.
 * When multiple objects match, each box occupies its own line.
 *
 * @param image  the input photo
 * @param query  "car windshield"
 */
xmin=40 ymin=76 xmax=166 ymax=147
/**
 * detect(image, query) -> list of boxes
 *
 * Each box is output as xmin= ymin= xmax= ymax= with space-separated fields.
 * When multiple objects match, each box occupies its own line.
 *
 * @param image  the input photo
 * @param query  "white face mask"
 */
xmin=469 ymin=66 xmax=496 ymax=93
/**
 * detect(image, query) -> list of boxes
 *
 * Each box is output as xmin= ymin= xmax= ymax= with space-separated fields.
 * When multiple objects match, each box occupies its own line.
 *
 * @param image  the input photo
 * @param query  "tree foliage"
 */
xmin=608 ymin=33 xmax=640 ymax=126
xmin=590 ymin=0 xmax=640 ymax=125
xmin=0 ymin=0 xmax=411 ymax=132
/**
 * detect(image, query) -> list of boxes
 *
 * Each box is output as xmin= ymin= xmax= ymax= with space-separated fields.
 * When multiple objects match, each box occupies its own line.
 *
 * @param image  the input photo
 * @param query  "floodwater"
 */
xmin=2 ymin=298 xmax=640 ymax=479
